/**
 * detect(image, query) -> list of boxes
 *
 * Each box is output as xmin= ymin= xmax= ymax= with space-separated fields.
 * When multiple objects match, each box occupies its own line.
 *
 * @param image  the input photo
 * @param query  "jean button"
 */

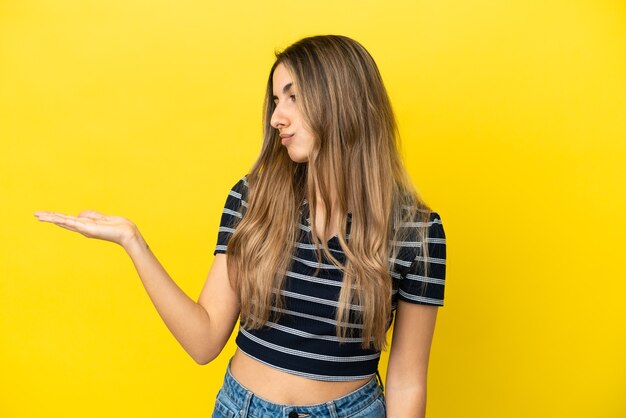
xmin=289 ymin=411 xmax=299 ymax=418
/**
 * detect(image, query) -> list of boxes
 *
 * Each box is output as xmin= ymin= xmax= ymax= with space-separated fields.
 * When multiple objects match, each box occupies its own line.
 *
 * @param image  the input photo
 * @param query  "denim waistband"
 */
xmin=219 ymin=358 xmax=383 ymax=417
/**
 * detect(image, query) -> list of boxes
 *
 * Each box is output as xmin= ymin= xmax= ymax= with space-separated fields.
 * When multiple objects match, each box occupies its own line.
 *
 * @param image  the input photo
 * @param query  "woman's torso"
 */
xmin=228 ymin=206 xmax=377 ymax=404
xmin=229 ymin=348 xmax=373 ymax=405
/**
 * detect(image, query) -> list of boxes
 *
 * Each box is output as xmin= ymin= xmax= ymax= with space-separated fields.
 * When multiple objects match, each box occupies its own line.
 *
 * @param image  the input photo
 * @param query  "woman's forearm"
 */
xmin=123 ymin=230 xmax=213 ymax=364
xmin=385 ymin=385 xmax=426 ymax=418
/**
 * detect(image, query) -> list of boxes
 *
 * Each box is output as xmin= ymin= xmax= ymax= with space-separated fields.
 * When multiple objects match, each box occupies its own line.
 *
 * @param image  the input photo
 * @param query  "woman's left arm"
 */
xmin=385 ymin=301 xmax=439 ymax=418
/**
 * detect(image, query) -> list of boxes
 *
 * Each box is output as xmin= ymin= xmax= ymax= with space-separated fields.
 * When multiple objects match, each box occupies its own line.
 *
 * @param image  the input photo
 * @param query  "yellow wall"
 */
xmin=1 ymin=1 xmax=624 ymax=417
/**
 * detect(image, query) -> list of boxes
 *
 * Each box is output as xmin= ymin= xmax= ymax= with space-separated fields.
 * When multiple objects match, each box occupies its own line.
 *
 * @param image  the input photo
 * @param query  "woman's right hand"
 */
xmin=34 ymin=210 xmax=140 ymax=249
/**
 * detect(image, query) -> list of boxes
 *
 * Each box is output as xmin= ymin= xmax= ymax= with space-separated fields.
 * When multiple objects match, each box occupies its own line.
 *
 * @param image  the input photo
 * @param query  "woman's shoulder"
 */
xmin=392 ymin=204 xmax=446 ymax=257
xmin=223 ymin=174 xmax=249 ymax=200
xmin=395 ymin=202 xmax=443 ymax=229
xmin=219 ymin=174 xmax=250 ymax=214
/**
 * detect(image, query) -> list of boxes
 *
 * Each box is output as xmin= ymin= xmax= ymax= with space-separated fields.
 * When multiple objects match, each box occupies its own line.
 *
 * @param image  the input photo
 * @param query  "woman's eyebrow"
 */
xmin=272 ymin=82 xmax=294 ymax=100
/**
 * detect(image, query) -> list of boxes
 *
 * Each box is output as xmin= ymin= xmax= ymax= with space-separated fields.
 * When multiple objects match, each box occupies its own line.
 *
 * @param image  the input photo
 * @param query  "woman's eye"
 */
xmin=290 ymin=94 xmax=296 ymax=101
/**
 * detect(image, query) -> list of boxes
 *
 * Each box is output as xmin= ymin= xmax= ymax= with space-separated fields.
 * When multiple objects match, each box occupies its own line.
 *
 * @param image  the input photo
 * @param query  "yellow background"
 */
xmin=1 ymin=0 xmax=625 ymax=417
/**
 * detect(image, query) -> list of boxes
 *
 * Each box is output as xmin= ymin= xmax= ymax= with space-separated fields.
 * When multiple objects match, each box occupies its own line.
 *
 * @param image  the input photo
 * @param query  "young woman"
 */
xmin=35 ymin=35 xmax=446 ymax=418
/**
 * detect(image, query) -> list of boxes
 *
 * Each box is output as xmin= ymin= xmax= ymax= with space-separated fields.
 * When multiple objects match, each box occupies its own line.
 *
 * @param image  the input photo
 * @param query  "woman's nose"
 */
xmin=271 ymin=106 xmax=289 ymax=129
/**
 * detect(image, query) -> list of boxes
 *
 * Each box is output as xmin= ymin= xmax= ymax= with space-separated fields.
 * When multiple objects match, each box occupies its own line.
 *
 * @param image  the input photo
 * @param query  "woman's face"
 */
xmin=270 ymin=63 xmax=315 ymax=163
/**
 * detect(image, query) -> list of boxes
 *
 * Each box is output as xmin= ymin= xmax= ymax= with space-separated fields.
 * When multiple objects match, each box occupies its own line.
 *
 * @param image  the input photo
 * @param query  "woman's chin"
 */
xmin=286 ymin=150 xmax=309 ymax=163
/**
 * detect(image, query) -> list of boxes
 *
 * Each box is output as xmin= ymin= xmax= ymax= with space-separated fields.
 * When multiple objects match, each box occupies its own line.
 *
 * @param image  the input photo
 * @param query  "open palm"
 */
xmin=34 ymin=210 xmax=137 ymax=247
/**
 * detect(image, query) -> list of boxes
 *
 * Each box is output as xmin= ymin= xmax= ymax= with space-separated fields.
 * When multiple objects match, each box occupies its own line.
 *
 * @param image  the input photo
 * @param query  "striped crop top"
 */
xmin=213 ymin=175 xmax=447 ymax=381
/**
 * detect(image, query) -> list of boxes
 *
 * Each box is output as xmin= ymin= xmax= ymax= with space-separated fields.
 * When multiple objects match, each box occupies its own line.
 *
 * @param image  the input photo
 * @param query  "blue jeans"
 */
xmin=211 ymin=359 xmax=386 ymax=417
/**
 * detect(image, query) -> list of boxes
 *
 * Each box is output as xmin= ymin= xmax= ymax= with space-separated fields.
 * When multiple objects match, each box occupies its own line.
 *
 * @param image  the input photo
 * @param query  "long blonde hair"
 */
xmin=226 ymin=35 xmax=432 ymax=351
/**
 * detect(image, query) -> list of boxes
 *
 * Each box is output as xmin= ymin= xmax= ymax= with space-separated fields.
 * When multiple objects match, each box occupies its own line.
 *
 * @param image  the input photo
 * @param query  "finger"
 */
xmin=58 ymin=217 xmax=95 ymax=237
xmin=34 ymin=211 xmax=64 ymax=222
xmin=34 ymin=211 xmax=67 ymax=219
xmin=78 ymin=210 xmax=107 ymax=220
xmin=36 ymin=212 xmax=78 ymax=226
xmin=54 ymin=222 xmax=82 ymax=234
xmin=36 ymin=211 xmax=100 ymax=236
xmin=36 ymin=214 xmax=82 ymax=232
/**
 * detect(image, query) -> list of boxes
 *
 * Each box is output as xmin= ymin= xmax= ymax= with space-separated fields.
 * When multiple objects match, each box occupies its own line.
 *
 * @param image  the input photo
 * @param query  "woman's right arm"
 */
xmin=124 ymin=233 xmax=240 ymax=365
xmin=35 ymin=210 xmax=240 ymax=365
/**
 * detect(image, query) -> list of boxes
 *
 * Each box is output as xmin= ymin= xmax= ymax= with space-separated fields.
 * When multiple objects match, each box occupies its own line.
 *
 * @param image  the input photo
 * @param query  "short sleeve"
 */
xmin=397 ymin=211 xmax=447 ymax=306
xmin=213 ymin=175 xmax=248 ymax=256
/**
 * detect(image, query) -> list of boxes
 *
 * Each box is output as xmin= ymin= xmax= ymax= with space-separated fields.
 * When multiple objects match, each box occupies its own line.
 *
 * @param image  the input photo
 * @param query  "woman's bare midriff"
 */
xmin=229 ymin=348 xmax=374 ymax=405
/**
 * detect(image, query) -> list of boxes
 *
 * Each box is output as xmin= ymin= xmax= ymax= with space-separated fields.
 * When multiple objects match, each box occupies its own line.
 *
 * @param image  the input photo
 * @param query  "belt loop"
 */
xmin=325 ymin=400 xmax=339 ymax=418
xmin=375 ymin=369 xmax=385 ymax=394
xmin=240 ymin=389 xmax=253 ymax=417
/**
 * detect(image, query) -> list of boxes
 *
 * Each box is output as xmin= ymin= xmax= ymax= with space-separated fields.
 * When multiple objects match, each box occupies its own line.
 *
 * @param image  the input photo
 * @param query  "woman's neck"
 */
xmin=313 ymin=179 xmax=339 ymax=214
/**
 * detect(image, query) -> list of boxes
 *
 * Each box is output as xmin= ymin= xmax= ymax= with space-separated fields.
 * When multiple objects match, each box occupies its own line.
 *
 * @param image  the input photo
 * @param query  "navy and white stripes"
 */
xmin=214 ymin=176 xmax=447 ymax=381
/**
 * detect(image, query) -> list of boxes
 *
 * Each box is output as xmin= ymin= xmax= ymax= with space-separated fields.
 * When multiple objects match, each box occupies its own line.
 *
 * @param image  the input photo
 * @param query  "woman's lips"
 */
xmin=280 ymin=134 xmax=294 ymax=145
